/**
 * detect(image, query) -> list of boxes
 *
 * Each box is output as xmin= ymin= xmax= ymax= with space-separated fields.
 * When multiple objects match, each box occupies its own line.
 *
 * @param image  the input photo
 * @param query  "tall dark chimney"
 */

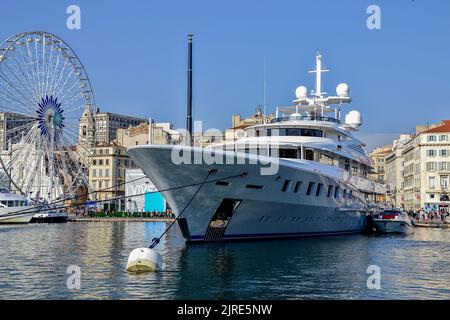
xmin=186 ymin=33 xmax=193 ymax=146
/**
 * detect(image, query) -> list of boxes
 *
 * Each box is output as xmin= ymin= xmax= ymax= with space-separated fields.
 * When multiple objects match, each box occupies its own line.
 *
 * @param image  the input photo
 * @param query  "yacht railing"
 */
xmin=271 ymin=115 xmax=340 ymax=124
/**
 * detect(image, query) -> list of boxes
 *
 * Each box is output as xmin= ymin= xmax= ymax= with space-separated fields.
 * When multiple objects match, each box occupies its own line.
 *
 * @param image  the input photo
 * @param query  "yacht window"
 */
xmin=343 ymin=189 xmax=347 ymax=199
xmin=294 ymin=181 xmax=302 ymax=193
xmin=306 ymin=182 xmax=315 ymax=196
xmin=304 ymin=149 xmax=314 ymax=161
xmin=316 ymin=183 xmax=323 ymax=196
xmin=256 ymin=130 xmax=260 ymax=137
xmin=279 ymin=149 xmax=297 ymax=159
xmin=281 ymin=180 xmax=292 ymax=192
xmin=278 ymin=128 xmax=323 ymax=137
xmin=334 ymin=187 xmax=340 ymax=198
xmin=1 ymin=201 xmax=6 ymax=206
xmin=267 ymin=129 xmax=272 ymax=137
xmin=345 ymin=159 xmax=350 ymax=171
xmin=247 ymin=184 xmax=264 ymax=190
xmin=327 ymin=185 xmax=334 ymax=198
xmin=349 ymin=190 xmax=353 ymax=199
xmin=7 ymin=201 xmax=13 ymax=207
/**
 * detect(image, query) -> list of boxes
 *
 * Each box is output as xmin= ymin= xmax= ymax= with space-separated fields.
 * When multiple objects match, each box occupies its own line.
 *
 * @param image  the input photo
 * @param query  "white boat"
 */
xmin=30 ymin=210 xmax=69 ymax=223
xmin=0 ymin=188 xmax=37 ymax=224
xmin=373 ymin=209 xmax=414 ymax=234
xmin=128 ymin=53 xmax=385 ymax=243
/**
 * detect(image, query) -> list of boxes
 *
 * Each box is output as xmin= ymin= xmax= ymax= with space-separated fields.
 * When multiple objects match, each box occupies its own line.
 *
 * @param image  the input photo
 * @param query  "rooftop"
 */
xmin=422 ymin=120 xmax=450 ymax=134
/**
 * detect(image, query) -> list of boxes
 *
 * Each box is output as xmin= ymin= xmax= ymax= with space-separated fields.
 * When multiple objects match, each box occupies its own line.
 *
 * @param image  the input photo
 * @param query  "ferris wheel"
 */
xmin=0 ymin=31 xmax=95 ymax=202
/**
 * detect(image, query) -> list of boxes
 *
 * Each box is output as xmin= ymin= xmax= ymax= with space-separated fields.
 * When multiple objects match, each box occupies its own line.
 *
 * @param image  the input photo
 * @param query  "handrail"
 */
xmin=271 ymin=115 xmax=340 ymax=124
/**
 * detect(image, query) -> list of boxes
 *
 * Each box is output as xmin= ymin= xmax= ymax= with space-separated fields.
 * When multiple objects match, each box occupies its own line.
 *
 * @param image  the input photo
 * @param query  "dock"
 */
xmin=68 ymin=217 xmax=175 ymax=223
xmin=414 ymin=222 xmax=449 ymax=229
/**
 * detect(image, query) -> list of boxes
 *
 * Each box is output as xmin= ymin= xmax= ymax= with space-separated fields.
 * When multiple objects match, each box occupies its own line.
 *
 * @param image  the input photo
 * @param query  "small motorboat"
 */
xmin=373 ymin=209 xmax=414 ymax=234
xmin=30 ymin=210 xmax=69 ymax=223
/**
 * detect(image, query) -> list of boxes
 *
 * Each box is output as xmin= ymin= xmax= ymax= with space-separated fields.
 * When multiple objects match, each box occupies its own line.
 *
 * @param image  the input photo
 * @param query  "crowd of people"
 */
xmin=73 ymin=207 xmax=176 ymax=219
xmin=407 ymin=209 xmax=449 ymax=223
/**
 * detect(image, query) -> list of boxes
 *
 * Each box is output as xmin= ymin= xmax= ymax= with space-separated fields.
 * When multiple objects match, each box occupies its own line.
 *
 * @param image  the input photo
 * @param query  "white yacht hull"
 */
xmin=128 ymin=145 xmax=369 ymax=242
xmin=373 ymin=219 xmax=414 ymax=234
xmin=0 ymin=206 xmax=35 ymax=224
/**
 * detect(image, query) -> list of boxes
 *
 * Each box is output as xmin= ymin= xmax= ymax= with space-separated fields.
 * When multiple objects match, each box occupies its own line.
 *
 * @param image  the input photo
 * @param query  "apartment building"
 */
xmin=402 ymin=120 xmax=450 ymax=211
xmin=88 ymin=143 xmax=137 ymax=211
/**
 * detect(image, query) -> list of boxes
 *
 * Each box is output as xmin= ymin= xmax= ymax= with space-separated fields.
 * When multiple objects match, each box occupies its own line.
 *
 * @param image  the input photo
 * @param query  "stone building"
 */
xmin=92 ymin=110 xmax=147 ymax=144
xmin=88 ymin=142 xmax=137 ymax=211
xmin=116 ymin=121 xmax=181 ymax=148
xmin=401 ymin=120 xmax=450 ymax=211
xmin=385 ymin=134 xmax=413 ymax=207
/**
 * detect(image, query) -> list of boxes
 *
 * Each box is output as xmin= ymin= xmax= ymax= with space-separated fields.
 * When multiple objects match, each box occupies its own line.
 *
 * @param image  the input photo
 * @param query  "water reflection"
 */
xmin=0 ymin=222 xmax=448 ymax=299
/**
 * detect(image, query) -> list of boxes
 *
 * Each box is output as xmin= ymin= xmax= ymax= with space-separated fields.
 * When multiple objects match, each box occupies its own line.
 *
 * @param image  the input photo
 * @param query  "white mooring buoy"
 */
xmin=126 ymin=248 xmax=162 ymax=272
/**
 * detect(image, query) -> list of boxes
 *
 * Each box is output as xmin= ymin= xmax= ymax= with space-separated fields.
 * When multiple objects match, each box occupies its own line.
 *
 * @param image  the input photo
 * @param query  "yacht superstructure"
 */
xmin=0 ymin=188 xmax=36 ymax=224
xmin=128 ymin=53 xmax=384 ymax=242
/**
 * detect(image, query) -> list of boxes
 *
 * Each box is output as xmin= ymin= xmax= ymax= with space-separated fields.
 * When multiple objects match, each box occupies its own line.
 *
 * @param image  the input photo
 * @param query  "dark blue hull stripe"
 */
xmin=189 ymin=229 xmax=363 ymax=241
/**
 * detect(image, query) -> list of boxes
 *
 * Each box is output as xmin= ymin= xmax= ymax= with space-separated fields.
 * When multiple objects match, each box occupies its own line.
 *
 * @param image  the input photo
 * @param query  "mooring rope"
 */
xmin=149 ymin=169 xmax=216 ymax=249
xmin=2 ymin=171 xmax=247 ymax=218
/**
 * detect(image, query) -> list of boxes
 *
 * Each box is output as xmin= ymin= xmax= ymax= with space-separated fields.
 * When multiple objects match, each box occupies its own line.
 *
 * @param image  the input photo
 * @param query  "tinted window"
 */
xmin=316 ymin=183 xmax=323 ymax=196
xmin=279 ymin=128 xmax=323 ymax=137
xmin=306 ymin=182 xmax=316 ymax=196
xmin=279 ymin=149 xmax=297 ymax=159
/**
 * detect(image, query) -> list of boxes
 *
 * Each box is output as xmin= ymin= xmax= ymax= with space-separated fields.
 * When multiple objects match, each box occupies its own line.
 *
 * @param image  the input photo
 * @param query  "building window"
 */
xmin=92 ymin=169 xmax=96 ymax=177
xmin=99 ymin=169 xmax=103 ymax=177
xmin=440 ymin=149 xmax=449 ymax=157
xmin=441 ymin=176 xmax=449 ymax=189
xmin=429 ymin=176 xmax=435 ymax=189
xmin=439 ymin=135 xmax=448 ymax=142
xmin=427 ymin=150 xmax=437 ymax=157
xmin=427 ymin=135 xmax=437 ymax=142
xmin=426 ymin=162 xmax=437 ymax=171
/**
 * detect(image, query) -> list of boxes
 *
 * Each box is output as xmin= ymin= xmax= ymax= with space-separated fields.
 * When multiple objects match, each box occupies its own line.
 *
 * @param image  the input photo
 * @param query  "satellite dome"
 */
xmin=345 ymin=110 xmax=362 ymax=129
xmin=295 ymin=86 xmax=308 ymax=99
xmin=336 ymin=83 xmax=350 ymax=97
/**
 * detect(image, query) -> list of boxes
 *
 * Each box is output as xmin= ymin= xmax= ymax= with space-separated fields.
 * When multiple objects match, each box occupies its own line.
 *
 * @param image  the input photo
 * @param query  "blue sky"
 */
xmin=1 ymin=0 xmax=450 ymax=150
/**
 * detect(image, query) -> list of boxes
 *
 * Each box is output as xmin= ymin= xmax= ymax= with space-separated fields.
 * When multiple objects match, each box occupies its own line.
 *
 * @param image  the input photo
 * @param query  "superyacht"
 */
xmin=128 ymin=53 xmax=384 ymax=242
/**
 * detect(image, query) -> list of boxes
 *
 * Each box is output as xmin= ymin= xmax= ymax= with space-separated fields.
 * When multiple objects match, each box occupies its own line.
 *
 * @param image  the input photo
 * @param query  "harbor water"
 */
xmin=0 ymin=221 xmax=449 ymax=299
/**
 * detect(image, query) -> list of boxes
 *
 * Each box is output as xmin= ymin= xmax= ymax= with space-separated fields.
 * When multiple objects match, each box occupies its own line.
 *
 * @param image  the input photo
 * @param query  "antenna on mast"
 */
xmin=308 ymin=51 xmax=330 ymax=98
xmin=263 ymin=56 xmax=267 ymax=124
